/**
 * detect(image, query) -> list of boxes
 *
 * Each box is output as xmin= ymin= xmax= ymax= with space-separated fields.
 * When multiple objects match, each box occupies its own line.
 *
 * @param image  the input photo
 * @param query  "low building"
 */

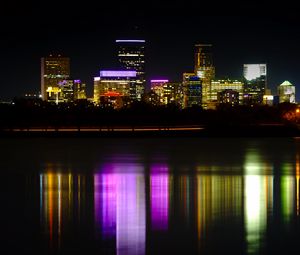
xmin=211 ymin=79 xmax=244 ymax=106
xmin=278 ymin=80 xmax=296 ymax=104
xmin=218 ymin=89 xmax=239 ymax=106
xmin=151 ymin=80 xmax=183 ymax=106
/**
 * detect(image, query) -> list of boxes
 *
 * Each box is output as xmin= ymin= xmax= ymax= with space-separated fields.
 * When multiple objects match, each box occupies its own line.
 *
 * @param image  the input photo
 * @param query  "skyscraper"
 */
xmin=116 ymin=40 xmax=145 ymax=101
xmin=194 ymin=44 xmax=215 ymax=108
xmin=243 ymin=64 xmax=267 ymax=105
xmin=41 ymin=54 xmax=70 ymax=101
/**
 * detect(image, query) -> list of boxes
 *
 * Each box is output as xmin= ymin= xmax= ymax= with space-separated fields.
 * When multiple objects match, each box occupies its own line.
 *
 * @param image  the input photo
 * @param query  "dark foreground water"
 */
xmin=1 ymin=137 xmax=300 ymax=255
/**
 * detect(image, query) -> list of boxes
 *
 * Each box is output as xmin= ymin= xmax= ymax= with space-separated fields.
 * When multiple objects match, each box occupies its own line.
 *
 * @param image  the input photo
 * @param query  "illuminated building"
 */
xmin=73 ymin=80 xmax=87 ymax=100
xmin=243 ymin=64 xmax=267 ymax=105
xmin=58 ymin=80 xmax=74 ymax=102
xmin=278 ymin=80 xmax=296 ymax=103
xmin=194 ymin=44 xmax=215 ymax=108
xmin=182 ymin=73 xmax=202 ymax=108
xmin=116 ymin=40 xmax=145 ymax=101
xmin=93 ymin=70 xmax=136 ymax=108
xmin=46 ymin=86 xmax=62 ymax=104
xmin=142 ymin=90 xmax=161 ymax=106
xmin=151 ymin=80 xmax=183 ymax=105
xmin=218 ymin=89 xmax=240 ymax=106
xmin=41 ymin=54 xmax=70 ymax=101
xmin=46 ymin=79 xmax=87 ymax=103
xmin=263 ymin=95 xmax=274 ymax=106
xmin=211 ymin=79 xmax=244 ymax=106
xmin=24 ymin=92 xmax=42 ymax=99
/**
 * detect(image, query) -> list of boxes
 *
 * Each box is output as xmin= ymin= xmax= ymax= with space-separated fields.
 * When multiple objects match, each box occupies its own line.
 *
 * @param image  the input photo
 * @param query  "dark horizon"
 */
xmin=1 ymin=1 xmax=300 ymax=100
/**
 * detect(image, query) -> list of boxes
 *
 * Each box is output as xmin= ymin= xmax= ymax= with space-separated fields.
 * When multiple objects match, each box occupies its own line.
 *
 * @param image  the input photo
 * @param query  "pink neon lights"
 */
xmin=100 ymin=70 xmax=136 ymax=77
xmin=150 ymin=79 xmax=169 ymax=83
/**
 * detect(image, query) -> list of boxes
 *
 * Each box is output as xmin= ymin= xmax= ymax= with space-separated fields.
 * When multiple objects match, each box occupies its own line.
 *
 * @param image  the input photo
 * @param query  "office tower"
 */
xmin=93 ymin=70 xmax=137 ymax=108
xmin=41 ymin=54 xmax=70 ymax=101
xmin=116 ymin=40 xmax=145 ymax=101
xmin=243 ymin=64 xmax=267 ymax=105
xmin=278 ymin=80 xmax=296 ymax=103
xmin=151 ymin=80 xmax=183 ymax=106
xmin=194 ymin=44 xmax=215 ymax=108
xmin=182 ymin=73 xmax=202 ymax=108
xmin=211 ymin=79 xmax=244 ymax=105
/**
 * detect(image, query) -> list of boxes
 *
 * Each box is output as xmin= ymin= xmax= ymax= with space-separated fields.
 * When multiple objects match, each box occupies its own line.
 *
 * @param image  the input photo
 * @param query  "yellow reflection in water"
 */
xmin=196 ymin=174 xmax=243 ymax=244
xmin=281 ymin=175 xmax=294 ymax=223
xmin=244 ymin=148 xmax=273 ymax=255
xmin=296 ymin=154 xmax=300 ymax=215
xmin=40 ymin=173 xmax=83 ymax=249
xmin=196 ymin=175 xmax=211 ymax=240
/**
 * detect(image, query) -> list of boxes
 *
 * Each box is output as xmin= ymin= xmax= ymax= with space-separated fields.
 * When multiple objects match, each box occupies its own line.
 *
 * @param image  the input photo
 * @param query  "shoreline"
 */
xmin=1 ymin=124 xmax=299 ymax=138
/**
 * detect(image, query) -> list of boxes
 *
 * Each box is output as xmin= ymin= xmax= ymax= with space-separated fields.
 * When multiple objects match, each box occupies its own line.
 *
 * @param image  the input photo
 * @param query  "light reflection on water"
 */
xmin=10 ymin=138 xmax=299 ymax=254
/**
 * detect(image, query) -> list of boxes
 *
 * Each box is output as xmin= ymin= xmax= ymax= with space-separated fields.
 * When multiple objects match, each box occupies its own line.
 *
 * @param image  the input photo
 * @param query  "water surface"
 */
xmin=1 ymin=137 xmax=300 ymax=254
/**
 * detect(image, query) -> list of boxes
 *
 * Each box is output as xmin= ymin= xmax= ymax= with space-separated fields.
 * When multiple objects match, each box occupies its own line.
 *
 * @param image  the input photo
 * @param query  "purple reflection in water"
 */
xmin=117 ymin=173 xmax=145 ymax=255
xmin=150 ymin=164 xmax=169 ymax=231
xmin=94 ymin=164 xmax=145 ymax=255
xmin=94 ymin=174 xmax=117 ymax=238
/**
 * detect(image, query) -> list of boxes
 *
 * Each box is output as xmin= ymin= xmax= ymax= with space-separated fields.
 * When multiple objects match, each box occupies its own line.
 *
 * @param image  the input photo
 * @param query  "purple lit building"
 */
xmin=93 ymin=70 xmax=137 ymax=108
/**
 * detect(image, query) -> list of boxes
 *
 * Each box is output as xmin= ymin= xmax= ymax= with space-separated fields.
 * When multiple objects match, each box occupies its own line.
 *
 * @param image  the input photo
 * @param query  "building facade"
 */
xmin=182 ymin=73 xmax=202 ymax=108
xmin=116 ymin=40 xmax=145 ymax=101
xmin=211 ymin=79 xmax=244 ymax=105
xmin=194 ymin=44 xmax=215 ymax=108
xmin=278 ymin=80 xmax=296 ymax=104
xmin=218 ymin=89 xmax=240 ymax=106
xmin=46 ymin=79 xmax=87 ymax=104
xmin=243 ymin=64 xmax=267 ymax=105
xmin=93 ymin=70 xmax=136 ymax=108
xmin=41 ymin=54 xmax=70 ymax=101
xmin=151 ymin=80 xmax=183 ymax=106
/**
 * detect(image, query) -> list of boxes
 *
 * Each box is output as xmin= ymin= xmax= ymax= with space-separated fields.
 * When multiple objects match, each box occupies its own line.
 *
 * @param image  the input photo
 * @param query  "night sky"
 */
xmin=1 ymin=0 xmax=300 ymax=100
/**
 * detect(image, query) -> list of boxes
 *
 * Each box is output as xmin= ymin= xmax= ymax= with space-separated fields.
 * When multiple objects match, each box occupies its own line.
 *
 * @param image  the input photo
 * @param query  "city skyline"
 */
xmin=1 ymin=2 xmax=300 ymax=100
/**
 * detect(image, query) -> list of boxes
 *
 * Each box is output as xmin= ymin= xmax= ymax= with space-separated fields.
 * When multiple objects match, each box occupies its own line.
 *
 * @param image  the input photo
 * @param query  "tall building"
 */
xmin=194 ymin=44 xmax=215 ymax=108
xmin=93 ymin=70 xmax=137 ymax=108
xmin=182 ymin=73 xmax=202 ymax=108
xmin=211 ymin=79 xmax=244 ymax=105
xmin=41 ymin=54 xmax=70 ymax=101
xmin=278 ymin=80 xmax=296 ymax=103
xmin=243 ymin=64 xmax=267 ymax=105
xmin=116 ymin=40 xmax=146 ymax=101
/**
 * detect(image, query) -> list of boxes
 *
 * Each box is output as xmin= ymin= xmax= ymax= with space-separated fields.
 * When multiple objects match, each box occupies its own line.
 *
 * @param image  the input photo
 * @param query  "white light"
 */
xmin=244 ymin=64 xmax=266 ymax=81
xmin=118 ymin=54 xmax=140 ymax=57
xmin=116 ymin=40 xmax=145 ymax=43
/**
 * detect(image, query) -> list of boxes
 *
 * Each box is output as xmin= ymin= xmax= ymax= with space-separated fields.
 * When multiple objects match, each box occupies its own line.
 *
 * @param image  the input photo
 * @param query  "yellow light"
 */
xmin=296 ymin=109 xmax=300 ymax=113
